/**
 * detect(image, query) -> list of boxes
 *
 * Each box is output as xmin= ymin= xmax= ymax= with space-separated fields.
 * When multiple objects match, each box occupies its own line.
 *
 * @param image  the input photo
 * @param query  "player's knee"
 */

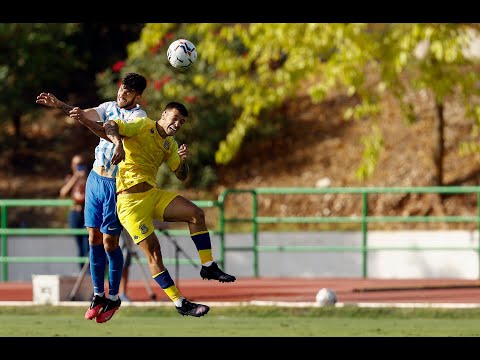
xmin=103 ymin=234 xmax=120 ymax=251
xmin=88 ymin=228 xmax=103 ymax=245
xmin=89 ymin=236 xmax=103 ymax=246
xmin=191 ymin=206 xmax=205 ymax=224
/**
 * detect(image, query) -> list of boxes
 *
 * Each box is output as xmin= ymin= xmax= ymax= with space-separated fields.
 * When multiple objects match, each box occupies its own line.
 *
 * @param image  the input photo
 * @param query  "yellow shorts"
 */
xmin=117 ymin=187 xmax=178 ymax=244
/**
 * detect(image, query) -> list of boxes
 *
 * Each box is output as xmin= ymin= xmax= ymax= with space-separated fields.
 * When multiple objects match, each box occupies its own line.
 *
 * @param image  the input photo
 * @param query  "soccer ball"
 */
xmin=167 ymin=39 xmax=197 ymax=71
xmin=315 ymin=288 xmax=337 ymax=306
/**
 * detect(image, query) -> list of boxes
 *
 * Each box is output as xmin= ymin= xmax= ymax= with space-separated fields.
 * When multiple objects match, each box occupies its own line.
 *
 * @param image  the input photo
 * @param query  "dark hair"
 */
xmin=122 ymin=73 xmax=147 ymax=94
xmin=165 ymin=102 xmax=189 ymax=117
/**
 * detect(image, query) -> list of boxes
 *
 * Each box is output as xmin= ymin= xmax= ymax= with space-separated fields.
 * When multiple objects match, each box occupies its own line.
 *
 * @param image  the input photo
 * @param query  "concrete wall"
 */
xmin=3 ymin=230 xmax=479 ymax=281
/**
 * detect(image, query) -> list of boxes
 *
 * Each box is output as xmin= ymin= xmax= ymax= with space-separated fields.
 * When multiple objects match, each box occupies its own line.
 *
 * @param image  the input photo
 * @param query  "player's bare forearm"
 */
xmin=104 ymin=120 xmax=122 ymax=145
xmin=105 ymin=121 xmax=125 ymax=165
xmin=175 ymin=161 xmax=189 ymax=181
xmin=58 ymin=103 xmax=74 ymax=116
xmin=86 ymin=121 xmax=112 ymax=142
xmin=175 ymin=144 xmax=189 ymax=180
xmin=69 ymin=107 xmax=108 ymax=140
xmin=76 ymin=116 xmax=107 ymax=140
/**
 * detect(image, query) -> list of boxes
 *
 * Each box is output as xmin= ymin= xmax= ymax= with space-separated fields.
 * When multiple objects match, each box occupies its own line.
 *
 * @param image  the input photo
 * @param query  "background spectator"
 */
xmin=60 ymin=154 xmax=89 ymax=271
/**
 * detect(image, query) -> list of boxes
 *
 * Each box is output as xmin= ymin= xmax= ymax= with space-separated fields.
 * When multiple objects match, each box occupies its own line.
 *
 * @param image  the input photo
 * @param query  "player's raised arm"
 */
xmin=69 ymin=107 xmax=109 ymax=141
xmin=36 ymin=92 xmax=96 ymax=119
xmin=36 ymin=92 xmax=74 ymax=115
xmin=105 ymin=120 xmax=125 ymax=165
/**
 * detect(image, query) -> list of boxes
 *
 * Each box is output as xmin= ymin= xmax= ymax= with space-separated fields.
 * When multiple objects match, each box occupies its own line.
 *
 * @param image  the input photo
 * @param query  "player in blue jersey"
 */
xmin=36 ymin=73 xmax=147 ymax=323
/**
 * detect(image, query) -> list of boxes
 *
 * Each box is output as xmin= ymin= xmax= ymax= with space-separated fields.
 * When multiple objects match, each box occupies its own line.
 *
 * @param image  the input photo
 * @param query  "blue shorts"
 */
xmin=84 ymin=170 xmax=123 ymax=236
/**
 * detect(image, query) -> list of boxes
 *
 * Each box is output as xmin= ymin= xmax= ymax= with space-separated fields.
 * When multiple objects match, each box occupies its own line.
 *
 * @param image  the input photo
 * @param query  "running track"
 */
xmin=2 ymin=277 xmax=480 ymax=304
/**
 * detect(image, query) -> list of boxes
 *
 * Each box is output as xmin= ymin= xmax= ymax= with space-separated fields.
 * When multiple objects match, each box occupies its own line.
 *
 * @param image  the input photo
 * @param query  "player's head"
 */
xmin=158 ymin=102 xmax=189 ymax=136
xmin=116 ymin=73 xmax=147 ymax=110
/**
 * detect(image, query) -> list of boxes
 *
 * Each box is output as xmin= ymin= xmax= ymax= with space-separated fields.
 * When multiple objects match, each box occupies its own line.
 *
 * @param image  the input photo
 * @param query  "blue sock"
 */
xmin=106 ymin=246 xmax=124 ymax=296
xmin=90 ymin=244 xmax=106 ymax=294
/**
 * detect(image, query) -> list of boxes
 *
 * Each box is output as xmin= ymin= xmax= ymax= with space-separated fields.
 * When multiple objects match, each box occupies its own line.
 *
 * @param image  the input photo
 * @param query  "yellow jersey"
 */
xmin=114 ymin=117 xmax=181 ymax=193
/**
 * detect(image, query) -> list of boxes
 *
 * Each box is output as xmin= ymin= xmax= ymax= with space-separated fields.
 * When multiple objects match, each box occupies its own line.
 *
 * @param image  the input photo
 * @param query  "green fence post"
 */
xmin=218 ymin=198 xmax=225 ymax=269
xmin=361 ymin=191 xmax=368 ymax=278
xmin=1 ymin=204 xmax=7 ymax=282
xmin=253 ymin=190 xmax=259 ymax=278
xmin=477 ymin=192 xmax=480 ymax=280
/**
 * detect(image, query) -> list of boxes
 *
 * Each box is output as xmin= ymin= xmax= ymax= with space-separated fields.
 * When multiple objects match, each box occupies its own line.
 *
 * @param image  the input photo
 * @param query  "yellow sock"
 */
xmin=152 ymin=269 xmax=183 ymax=303
xmin=192 ymin=231 xmax=213 ymax=264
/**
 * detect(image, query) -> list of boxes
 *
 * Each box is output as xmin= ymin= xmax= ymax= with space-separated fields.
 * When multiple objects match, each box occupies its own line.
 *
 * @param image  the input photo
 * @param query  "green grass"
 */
xmin=2 ymin=305 xmax=480 ymax=337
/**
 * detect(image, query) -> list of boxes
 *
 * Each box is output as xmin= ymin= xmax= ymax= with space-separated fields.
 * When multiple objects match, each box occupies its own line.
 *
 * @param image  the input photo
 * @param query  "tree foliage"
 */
xmin=96 ymin=23 xmax=480 ymax=187
xmin=0 ymin=23 xmax=82 ymax=139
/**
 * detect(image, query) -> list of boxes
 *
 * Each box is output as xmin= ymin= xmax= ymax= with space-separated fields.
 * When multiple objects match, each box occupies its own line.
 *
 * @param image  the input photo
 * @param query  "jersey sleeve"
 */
xmin=133 ymin=109 xmax=147 ymax=117
xmin=115 ymin=117 xmax=147 ymax=137
xmin=125 ymin=108 xmax=147 ymax=123
xmin=93 ymin=102 xmax=110 ymax=122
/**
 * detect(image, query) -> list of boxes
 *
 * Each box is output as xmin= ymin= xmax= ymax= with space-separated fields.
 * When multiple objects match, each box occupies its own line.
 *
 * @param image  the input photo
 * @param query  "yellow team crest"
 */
xmin=140 ymin=224 xmax=149 ymax=234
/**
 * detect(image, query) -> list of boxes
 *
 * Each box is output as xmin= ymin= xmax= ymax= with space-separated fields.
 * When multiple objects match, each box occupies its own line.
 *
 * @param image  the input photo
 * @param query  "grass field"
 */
xmin=1 ymin=304 xmax=480 ymax=337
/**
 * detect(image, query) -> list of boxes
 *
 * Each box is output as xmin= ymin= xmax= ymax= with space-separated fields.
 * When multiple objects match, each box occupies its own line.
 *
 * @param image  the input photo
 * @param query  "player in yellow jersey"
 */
xmin=70 ymin=101 xmax=235 ymax=317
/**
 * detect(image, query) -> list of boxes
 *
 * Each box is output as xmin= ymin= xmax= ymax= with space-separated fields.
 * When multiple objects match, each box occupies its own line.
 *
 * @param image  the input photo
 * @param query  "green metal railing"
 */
xmin=218 ymin=186 xmax=480 ymax=278
xmin=0 ymin=198 xmax=222 ymax=282
xmin=2 ymin=186 xmax=480 ymax=281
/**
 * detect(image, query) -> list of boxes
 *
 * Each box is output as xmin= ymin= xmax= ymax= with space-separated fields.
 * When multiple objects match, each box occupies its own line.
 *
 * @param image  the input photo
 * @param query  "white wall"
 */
xmin=3 ymin=230 xmax=479 ymax=281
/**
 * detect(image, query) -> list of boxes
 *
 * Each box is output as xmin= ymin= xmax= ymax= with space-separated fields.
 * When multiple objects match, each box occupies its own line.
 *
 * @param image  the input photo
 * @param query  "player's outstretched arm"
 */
xmin=69 ymin=107 xmax=108 ymax=140
xmin=37 ymin=93 xmax=102 ymax=123
xmin=36 ymin=92 xmax=75 ymax=116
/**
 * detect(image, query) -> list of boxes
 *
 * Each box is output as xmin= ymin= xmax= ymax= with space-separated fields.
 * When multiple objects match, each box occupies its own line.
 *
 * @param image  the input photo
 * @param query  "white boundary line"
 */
xmin=347 ymin=302 xmax=480 ymax=309
xmin=2 ymin=300 xmax=480 ymax=309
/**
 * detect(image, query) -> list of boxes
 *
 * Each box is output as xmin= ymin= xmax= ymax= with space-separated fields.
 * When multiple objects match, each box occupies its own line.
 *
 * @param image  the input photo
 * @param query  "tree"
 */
xmin=0 ymin=23 xmax=81 ymax=140
xmin=97 ymin=23 xmax=480 ymax=187
xmin=361 ymin=24 xmax=480 ymax=185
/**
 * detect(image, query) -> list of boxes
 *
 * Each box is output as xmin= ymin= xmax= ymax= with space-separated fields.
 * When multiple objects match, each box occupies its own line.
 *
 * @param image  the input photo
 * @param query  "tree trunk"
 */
xmin=13 ymin=113 xmax=21 ymax=139
xmin=433 ymin=100 xmax=444 ymax=186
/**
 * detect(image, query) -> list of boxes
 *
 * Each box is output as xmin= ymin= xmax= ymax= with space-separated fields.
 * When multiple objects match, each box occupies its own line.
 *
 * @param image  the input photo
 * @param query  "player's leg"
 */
xmin=119 ymin=266 xmax=130 ymax=301
xmin=83 ymin=170 xmax=108 ymax=320
xmin=95 ymin=176 xmax=123 ymax=324
xmin=119 ymin=230 xmax=132 ymax=302
xmin=119 ymin=189 xmax=209 ymax=317
xmin=84 ymin=227 xmax=108 ymax=320
xmin=136 ymin=232 xmax=209 ymax=317
xmin=161 ymin=194 xmax=236 ymax=283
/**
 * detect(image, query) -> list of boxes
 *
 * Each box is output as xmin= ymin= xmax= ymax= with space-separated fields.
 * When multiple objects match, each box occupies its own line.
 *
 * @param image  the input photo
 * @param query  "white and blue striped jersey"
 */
xmin=93 ymin=101 xmax=147 ymax=177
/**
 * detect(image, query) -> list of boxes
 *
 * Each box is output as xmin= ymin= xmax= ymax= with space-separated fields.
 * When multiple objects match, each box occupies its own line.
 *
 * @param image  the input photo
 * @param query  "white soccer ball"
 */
xmin=315 ymin=288 xmax=337 ymax=306
xmin=167 ymin=39 xmax=197 ymax=71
